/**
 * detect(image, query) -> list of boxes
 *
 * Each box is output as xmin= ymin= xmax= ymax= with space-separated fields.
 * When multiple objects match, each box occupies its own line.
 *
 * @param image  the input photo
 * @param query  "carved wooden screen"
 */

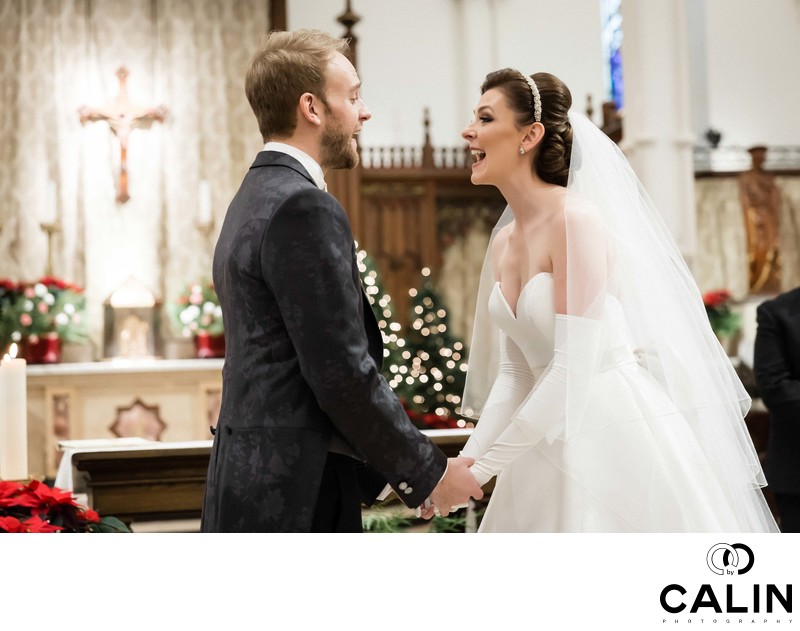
xmin=355 ymin=164 xmax=505 ymax=327
xmin=358 ymin=177 xmax=437 ymax=326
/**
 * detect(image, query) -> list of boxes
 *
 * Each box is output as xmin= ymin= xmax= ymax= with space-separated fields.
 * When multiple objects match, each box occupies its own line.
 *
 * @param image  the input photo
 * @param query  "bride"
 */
xmin=456 ymin=68 xmax=778 ymax=532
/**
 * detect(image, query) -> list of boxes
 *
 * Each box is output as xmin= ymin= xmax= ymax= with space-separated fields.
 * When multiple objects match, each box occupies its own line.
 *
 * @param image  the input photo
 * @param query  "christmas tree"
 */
xmin=402 ymin=267 xmax=470 ymax=428
xmin=356 ymin=247 xmax=410 ymax=398
xmin=356 ymin=250 xmax=471 ymax=430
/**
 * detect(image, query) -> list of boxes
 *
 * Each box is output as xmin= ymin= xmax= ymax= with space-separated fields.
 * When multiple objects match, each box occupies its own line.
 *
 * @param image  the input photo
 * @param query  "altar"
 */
xmin=26 ymin=358 xmax=224 ymax=479
xmin=54 ymin=429 xmax=473 ymax=528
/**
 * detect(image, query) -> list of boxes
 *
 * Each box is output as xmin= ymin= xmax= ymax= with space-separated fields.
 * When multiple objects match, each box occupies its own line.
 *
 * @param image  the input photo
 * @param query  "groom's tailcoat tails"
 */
xmin=200 ymin=151 xmax=446 ymax=532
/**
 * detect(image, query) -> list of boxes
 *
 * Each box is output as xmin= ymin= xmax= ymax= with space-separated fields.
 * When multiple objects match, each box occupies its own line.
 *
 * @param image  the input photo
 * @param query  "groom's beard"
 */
xmin=320 ymin=117 xmax=359 ymax=170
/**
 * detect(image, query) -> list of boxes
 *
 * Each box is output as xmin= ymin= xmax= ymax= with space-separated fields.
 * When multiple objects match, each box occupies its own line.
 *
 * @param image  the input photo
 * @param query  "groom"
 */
xmin=754 ymin=285 xmax=800 ymax=532
xmin=200 ymin=29 xmax=482 ymax=532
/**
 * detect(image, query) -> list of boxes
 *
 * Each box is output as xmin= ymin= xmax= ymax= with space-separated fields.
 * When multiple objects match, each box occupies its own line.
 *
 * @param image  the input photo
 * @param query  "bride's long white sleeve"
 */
xmin=469 ymin=314 xmax=603 ymax=487
xmin=460 ymin=331 xmax=536 ymax=463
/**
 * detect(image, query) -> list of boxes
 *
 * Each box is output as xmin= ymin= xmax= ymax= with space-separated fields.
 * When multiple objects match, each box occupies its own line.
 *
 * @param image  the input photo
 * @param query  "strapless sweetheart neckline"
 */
xmin=495 ymin=271 xmax=553 ymax=319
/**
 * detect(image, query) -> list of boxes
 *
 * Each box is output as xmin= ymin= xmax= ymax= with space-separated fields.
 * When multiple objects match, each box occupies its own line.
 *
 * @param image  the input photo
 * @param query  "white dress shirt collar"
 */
xmin=263 ymin=142 xmax=327 ymax=191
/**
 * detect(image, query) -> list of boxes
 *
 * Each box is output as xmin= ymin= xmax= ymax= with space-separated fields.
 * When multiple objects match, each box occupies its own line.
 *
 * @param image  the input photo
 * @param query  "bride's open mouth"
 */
xmin=471 ymin=149 xmax=486 ymax=166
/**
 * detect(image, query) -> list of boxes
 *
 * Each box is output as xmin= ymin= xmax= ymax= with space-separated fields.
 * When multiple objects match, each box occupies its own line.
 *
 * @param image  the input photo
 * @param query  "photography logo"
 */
xmin=706 ymin=542 xmax=754 ymax=576
xmin=659 ymin=542 xmax=792 ymax=623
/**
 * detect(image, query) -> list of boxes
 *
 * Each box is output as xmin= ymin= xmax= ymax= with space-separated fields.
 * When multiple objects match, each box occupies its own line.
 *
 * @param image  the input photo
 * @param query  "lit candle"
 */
xmin=45 ymin=179 xmax=57 ymax=224
xmin=0 ymin=343 xmax=28 ymax=481
xmin=198 ymin=180 xmax=212 ymax=224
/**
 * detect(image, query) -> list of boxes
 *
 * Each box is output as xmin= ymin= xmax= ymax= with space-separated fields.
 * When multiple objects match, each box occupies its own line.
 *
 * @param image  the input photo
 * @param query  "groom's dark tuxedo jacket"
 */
xmin=754 ymin=286 xmax=800 ymax=494
xmin=200 ymin=151 xmax=446 ymax=532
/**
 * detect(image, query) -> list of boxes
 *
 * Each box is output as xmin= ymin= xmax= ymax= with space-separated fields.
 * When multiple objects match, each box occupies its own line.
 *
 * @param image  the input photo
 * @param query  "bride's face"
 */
xmin=461 ymin=88 xmax=526 ymax=186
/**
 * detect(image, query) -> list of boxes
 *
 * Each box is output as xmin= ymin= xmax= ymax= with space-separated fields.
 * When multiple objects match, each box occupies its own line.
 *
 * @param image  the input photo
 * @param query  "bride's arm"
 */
xmin=468 ymin=314 xmax=602 ymax=486
xmin=461 ymin=224 xmax=535 ymax=462
xmin=460 ymin=331 xmax=536 ymax=462
xmin=468 ymin=205 xmax=607 ymax=486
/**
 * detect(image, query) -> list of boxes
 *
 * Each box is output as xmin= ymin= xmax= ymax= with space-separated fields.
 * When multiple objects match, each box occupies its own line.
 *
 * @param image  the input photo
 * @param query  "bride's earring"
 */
xmin=519 ymin=146 xmax=525 ymax=155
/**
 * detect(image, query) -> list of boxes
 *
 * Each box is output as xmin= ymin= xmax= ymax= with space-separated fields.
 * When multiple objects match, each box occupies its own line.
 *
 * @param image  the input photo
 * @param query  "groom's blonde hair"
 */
xmin=246 ymin=29 xmax=350 ymax=142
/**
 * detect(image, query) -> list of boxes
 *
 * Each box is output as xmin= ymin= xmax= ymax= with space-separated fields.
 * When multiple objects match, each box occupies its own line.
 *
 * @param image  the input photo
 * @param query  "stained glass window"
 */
xmin=600 ymin=0 xmax=623 ymax=110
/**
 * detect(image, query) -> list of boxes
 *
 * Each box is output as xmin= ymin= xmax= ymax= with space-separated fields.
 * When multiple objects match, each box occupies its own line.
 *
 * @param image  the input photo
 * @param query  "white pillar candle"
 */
xmin=198 ymin=180 xmax=212 ymax=224
xmin=45 ymin=179 xmax=57 ymax=224
xmin=0 ymin=343 xmax=28 ymax=481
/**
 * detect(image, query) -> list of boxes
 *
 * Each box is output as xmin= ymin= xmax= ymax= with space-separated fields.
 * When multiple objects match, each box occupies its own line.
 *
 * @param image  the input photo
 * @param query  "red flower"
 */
xmin=35 ymin=277 xmax=84 ymax=293
xmin=36 ymin=276 xmax=67 ymax=290
xmin=81 ymin=508 xmax=100 ymax=523
xmin=21 ymin=514 xmax=64 ymax=533
xmin=0 ymin=479 xmax=129 ymax=533
xmin=0 ymin=516 xmax=24 ymax=533
xmin=27 ymin=479 xmax=79 ymax=511
xmin=0 ymin=480 xmax=25 ymax=496
xmin=703 ymin=290 xmax=731 ymax=309
xmin=0 ymin=481 xmax=39 ymax=509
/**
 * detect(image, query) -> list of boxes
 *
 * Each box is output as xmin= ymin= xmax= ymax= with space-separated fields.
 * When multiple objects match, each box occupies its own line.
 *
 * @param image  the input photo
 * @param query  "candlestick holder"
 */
xmin=39 ymin=221 xmax=62 ymax=277
xmin=195 ymin=218 xmax=215 ymax=244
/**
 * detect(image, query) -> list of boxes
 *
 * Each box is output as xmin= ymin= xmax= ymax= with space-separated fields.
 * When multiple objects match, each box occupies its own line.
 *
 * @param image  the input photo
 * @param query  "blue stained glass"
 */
xmin=610 ymin=49 xmax=623 ymax=110
xmin=600 ymin=0 xmax=623 ymax=110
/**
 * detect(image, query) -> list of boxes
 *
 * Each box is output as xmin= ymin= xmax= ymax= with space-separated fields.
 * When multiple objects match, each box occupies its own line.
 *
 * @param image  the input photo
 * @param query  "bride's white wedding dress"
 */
xmin=462 ymin=272 xmax=777 ymax=532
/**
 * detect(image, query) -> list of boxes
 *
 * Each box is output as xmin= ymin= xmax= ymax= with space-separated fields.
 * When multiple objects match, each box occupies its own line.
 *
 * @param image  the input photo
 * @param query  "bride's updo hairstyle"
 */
xmin=481 ymin=69 xmax=573 ymax=187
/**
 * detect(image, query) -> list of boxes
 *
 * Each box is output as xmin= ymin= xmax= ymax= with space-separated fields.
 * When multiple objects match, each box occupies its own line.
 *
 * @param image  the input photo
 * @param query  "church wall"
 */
xmin=704 ymin=0 xmax=800 ymax=146
xmin=288 ymin=0 xmax=800 ymax=149
xmin=287 ymin=0 xmax=606 ymax=149
xmin=286 ymin=1 xmax=456 ymax=148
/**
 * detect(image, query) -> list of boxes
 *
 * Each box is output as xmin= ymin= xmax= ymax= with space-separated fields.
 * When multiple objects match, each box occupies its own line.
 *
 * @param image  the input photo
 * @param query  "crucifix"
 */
xmin=78 ymin=67 xmax=167 ymax=203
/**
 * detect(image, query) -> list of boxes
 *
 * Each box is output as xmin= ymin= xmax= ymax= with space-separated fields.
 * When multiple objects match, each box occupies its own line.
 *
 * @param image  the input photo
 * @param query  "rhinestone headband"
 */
xmin=521 ymin=73 xmax=542 ymax=123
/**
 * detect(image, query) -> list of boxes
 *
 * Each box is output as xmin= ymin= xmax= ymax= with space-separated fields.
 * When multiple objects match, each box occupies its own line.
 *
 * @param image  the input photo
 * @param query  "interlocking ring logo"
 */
xmin=707 ymin=543 xmax=754 ymax=576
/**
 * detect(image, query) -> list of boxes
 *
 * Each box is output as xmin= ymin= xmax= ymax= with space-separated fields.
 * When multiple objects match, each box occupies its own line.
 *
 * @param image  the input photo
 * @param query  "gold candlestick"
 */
xmin=196 ymin=218 xmax=216 ymax=275
xmin=39 ymin=221 xmax=62 ymax=276
xmin=195 ymin=218 xmax=215 ymax=243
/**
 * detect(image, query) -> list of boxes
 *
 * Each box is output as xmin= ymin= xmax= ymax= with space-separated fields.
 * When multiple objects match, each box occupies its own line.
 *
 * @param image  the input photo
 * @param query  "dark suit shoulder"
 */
xmin=250 ymin=151 xmax=332 ymax=195
xmin=758 ymin=287 xmax=800 ymax=317
xmin=772 ymin=287 xmax=800 ymax=309
xmin=271 ymin=187 xmax=351 ymax=234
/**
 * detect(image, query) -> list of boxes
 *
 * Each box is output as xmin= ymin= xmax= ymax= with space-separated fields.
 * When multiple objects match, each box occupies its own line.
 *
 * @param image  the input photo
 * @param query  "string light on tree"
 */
xmin=355 ymin=246 xmax=410 ymax=399
xmin=403 ymin=267 xmax=471 ymax=427
xmin=356 ymin=250 xmax=470 ymax=430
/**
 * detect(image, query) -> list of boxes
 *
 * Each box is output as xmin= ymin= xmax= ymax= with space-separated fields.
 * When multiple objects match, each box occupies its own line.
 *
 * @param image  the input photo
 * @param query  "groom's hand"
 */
xmin=428 ymin=456 xmax=483 ymax=518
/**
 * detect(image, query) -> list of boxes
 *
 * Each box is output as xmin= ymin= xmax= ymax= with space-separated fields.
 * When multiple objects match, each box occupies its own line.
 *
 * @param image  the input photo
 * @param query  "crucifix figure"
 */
xmin=78 ymin=67 xmax=167 ymax=203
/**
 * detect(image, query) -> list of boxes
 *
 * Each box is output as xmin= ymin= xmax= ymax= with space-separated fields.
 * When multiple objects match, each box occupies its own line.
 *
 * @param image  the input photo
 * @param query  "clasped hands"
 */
xmin=417 ymin=456 xmax=484 ymax=519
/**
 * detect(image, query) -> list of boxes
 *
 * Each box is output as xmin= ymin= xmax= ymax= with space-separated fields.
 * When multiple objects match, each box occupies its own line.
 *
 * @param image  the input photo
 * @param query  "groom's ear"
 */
xmin=298 ymin=93 xmax=322 ymax=125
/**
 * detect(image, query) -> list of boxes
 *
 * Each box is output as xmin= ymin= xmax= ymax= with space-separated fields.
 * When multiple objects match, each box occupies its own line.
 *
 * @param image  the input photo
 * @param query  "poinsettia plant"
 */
xmin=703 ymin=289 xmax=742 ymax=339
xmin=0 ymin=479 xmax=130 ymax=533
